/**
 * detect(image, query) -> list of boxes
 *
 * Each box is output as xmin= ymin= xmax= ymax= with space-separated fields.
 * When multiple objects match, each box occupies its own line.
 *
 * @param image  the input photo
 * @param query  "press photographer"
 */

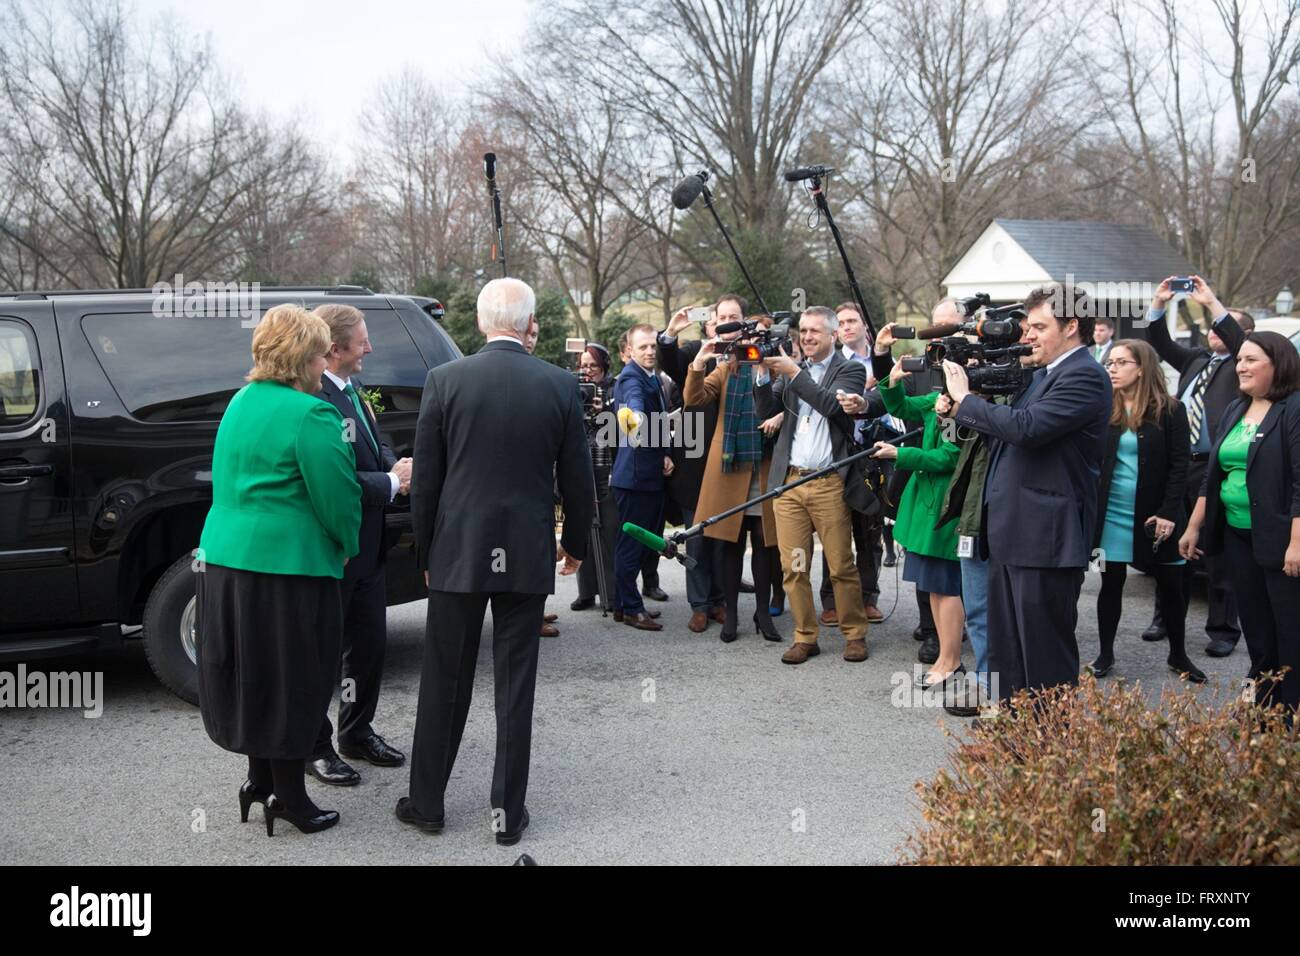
xmin=943 ymin=284 xmax=1112 ymax=703
xmin=755 ymin=306 xmax=875 ymax=665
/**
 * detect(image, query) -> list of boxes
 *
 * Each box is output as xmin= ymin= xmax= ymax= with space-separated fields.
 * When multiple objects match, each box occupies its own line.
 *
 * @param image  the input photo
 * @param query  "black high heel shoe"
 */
xmin=263 ymin=794 xmax=340 ymax=836
xmin=720 ymin=627 xmax=738 ymax=643
xmin=239 ymin=780 xmax=271 ymax=823
xmin=753 ymin=613 xmax=781 ymax=642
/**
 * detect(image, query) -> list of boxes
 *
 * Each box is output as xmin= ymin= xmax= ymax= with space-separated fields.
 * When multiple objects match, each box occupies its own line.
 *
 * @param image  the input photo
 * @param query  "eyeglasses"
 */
xmin=1103 ymin=359 xmax=1136 ymax=369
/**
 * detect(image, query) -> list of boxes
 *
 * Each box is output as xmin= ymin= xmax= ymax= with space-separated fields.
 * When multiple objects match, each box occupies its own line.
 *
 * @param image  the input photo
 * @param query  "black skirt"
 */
xmin=196 ymin=564 xmax=342 ymax=759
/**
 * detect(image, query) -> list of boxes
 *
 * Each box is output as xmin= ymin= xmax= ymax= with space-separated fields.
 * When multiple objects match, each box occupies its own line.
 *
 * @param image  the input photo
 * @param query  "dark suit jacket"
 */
xmin=1145 ymin=311 xmax=1247 ymax=441
xmin=755 ymin=351 xmax=872 ymax=489
xmin=1198 ymin=394 xmax=1300 ymax=568
xmin=658 ymin=335 xmax=718 ymax=512
xmin=319 ymin=374 xmax=398 ymax=576
xmin=954 ymin=347 xmax=1112 ymax=568
xmin=611 ymin=362 xmax=668 ymax=493
xmin=1092 ymin=402 xmax=1190 ymax=570
xmin=411 ymin=339 xmax=595 ymax=594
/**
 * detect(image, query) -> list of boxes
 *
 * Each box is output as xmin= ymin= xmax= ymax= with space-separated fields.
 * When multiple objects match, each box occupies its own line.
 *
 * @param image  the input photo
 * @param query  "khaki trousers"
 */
xmin=772 ymin=470 xmax=868 ymax=645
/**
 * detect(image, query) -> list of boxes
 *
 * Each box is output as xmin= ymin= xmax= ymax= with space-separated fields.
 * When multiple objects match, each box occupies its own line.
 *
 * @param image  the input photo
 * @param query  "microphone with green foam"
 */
xmin=622 ymin=522 xmax=697 ymax=569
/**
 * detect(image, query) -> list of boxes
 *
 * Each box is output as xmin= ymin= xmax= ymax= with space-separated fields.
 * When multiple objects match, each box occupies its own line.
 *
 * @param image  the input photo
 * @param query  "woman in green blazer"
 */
xmin=196 ymin=305 xmax=361 ymax=837
xmin=870 ymin=359 xmax=964 ymax=689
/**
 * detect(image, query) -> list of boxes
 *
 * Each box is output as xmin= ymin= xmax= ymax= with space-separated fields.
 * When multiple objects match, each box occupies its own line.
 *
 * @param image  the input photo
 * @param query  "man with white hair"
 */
xmin=399 ymin=277 xmax=595 ymax=846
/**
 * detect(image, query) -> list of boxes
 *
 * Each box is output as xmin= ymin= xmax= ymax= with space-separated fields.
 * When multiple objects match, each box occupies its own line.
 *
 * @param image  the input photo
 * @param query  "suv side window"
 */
xmin=0 ymin=319 xmax=41 ymax=428
xmin=82 ymin=312 xmax=253 ymax=422
xmin=359 ymin=313 xmax=429 ymax=411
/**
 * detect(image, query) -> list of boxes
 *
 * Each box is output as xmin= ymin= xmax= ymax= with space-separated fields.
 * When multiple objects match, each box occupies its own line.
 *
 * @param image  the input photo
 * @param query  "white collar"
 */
xmin=487 ymin=334 xmax=526 ymax=347
xmin=840 ymin=342 xmax=869 ymax=361
xmin=1047 ymin=345 xmax=1086 ymax=372
xmin=323 ymin=368 xmax=350 ymax=391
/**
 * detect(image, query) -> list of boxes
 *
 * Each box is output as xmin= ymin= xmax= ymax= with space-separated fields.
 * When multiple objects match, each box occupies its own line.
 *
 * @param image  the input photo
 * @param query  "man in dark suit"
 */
xmin=945 ymin=284 xmax=1112 ymax=703
xmin=309 ymin=304 xmax=413 ymax=785
xmin=756 ymin=306 xmax=876 ymax=664
xmin=398 ymin=278 xmax=594 ymax=845
xmin=611 ymin=323 xmax=674 ymax=630
xmin=1143 ymin=276 xmax=1251 ymax=657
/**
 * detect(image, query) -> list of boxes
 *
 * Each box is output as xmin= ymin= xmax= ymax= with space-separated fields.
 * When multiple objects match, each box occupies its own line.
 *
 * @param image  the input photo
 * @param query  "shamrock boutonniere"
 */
xmin=359 ymin=386 xmax=385 ymax=416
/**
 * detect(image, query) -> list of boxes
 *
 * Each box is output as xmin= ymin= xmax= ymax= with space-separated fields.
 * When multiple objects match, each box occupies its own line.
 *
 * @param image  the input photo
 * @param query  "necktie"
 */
xmin=1186 ymin=357 xmax=1222 ymax=446
xmin=344 ymin=382 xmax=379 ymax=453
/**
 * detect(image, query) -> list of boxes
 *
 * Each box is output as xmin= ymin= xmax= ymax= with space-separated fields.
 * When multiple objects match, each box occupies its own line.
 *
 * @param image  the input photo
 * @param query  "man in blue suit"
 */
xmin=611 ymin=323 xmax=675 ymax=630
xmin=944 ymin=285 xmax=1112 ymax=703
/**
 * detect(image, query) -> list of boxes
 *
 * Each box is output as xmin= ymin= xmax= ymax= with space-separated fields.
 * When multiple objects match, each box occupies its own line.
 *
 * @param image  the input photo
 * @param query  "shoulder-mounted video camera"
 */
xmin=899 ymin=294 xmax=1032 ymax=396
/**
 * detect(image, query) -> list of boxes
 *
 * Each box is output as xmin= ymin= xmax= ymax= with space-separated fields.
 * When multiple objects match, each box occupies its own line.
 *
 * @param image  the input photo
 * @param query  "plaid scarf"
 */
xmin=721 ymin=362 xmax=762 ymax=472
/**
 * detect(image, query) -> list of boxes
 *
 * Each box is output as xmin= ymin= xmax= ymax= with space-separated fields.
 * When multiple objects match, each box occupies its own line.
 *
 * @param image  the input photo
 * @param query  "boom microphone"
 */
xmin=919 ymin=322 xmax=962 ymax=339
xmin=783 ymin=165 xmax=835 ymax=182
xmin=622 ymin=522 xmax=697 ymax=569
xmin=484 ymin=151 xmax=496 ymax=182
xmin=671 ymin=172 xmax=707 ymax=210
xmin=715 ymin=320 xmax=745 ymax=335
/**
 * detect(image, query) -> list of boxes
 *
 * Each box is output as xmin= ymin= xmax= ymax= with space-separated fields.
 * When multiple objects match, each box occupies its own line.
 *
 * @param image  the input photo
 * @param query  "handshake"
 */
xmin=390 ymin=457 xmax=413 ymax=496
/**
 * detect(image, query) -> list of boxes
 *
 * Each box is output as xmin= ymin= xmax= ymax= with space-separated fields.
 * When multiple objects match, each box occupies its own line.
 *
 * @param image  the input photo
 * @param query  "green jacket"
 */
xmin=199 ymin=380 xmax=362 ymax=578
xmin=880 ymin=380 xmax=960 ymax=560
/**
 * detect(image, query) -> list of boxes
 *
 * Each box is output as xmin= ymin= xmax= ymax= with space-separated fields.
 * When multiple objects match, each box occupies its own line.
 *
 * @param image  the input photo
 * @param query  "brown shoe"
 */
xmin=709 ymin=606 xmax=726 ymax=624
xmin=540 ymin=623 xmax=560 ymax=638
xmin=613 ymin=610 xmax=623 ymax=623
xmin=820 ymin=609 xmax=838 ymax=627
xmin=688 ymin=611 xmax=709 ymax=633
xmin=623 ymin=612 xmax=663 ymax=632
xmin=843 ymin=639 xmax=868 ymax=662
xmin=544 ymin=613 xmax=558 ymax=624
xmin=864 ymin=605 xmax=884 ymax=623
xmin=781 ymin=642 xmax=821 ymax=665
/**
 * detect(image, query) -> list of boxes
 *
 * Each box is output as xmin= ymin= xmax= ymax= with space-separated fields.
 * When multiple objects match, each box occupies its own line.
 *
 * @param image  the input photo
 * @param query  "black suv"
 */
xmin=0 ymin=286 xmax=459 ymax=703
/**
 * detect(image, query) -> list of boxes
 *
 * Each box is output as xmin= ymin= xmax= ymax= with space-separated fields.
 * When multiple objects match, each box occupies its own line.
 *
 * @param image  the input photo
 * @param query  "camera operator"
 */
xmin=1143 ymin=276 xmax=1251 ymax=658
xmin=942 ymin=284 xmax=1112 ymax=703
xmin=929 ymin=312 xmax=1035 ymax=716
xmin=655 ymin=297 xmax=749 ymax=632
xmin=755 ymin=306 xmax=875 ymax=664
xmin=572 ymin=343 xmax=620 ymax=615
xmin=684 ymin=326 xmax=780 ymax=643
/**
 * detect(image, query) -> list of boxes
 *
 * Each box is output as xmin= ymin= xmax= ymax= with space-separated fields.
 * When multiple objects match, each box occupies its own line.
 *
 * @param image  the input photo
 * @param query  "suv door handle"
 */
xmin=0 ymin=463 xmax=54 ymax=479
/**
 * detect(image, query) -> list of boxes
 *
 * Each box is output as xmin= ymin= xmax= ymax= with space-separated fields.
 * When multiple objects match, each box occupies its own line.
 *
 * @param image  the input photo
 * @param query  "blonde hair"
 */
xmin=312 ymin=303 xmax=365 ymax=348
xmin=248 ymin=305 xmax=330 ymax=392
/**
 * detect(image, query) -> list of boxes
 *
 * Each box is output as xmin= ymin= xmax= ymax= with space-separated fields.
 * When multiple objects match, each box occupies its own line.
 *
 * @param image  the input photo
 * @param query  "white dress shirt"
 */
xmin=789 ymin=354 xmax=836 ymax=470
xmin=324 ymin=368 xmax=397 ymax=501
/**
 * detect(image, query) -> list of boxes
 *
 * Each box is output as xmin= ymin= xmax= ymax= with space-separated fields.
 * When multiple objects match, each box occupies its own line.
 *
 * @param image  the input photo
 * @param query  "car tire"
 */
xmin=142 ymin=553 xmax=201 ymax=705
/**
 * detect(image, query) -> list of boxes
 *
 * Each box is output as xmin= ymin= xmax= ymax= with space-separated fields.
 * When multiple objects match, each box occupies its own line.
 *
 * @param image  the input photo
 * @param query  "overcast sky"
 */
xmin=133 ymin=0 xmax=534 ymax=161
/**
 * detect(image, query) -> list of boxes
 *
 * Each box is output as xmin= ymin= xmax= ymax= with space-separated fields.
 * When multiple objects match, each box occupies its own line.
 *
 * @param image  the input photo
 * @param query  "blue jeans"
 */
xmin=682 ymin=507 xmax=725 ymax=611
xmin=960 ymin=552 xmax=989 ymax=691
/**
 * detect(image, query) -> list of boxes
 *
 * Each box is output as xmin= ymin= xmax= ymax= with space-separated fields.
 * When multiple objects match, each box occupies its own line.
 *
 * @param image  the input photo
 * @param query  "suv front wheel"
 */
xmin=142 ymin=554 xmax=201 ymax=705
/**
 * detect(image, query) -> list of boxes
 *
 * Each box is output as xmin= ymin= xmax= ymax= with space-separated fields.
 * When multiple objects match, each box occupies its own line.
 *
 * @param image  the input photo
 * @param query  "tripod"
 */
xmin=588 ymin=495 xmax=614 ymax=617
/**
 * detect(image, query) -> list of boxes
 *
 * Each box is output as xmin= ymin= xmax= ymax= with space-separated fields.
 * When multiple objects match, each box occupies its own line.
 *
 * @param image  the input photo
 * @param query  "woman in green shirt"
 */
xmin=196 ymin=305 xmax=362 ymax=835
xmin=870 ymin=349 xmax=964 ymax=690
xmin=1181 ymin=332 xmax=1300 ymax=716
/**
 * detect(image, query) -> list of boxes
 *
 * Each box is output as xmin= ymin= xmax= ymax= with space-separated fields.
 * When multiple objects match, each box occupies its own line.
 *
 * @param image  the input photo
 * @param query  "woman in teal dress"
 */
xmin=1090 ymin=340 xmax=1203 ymax=682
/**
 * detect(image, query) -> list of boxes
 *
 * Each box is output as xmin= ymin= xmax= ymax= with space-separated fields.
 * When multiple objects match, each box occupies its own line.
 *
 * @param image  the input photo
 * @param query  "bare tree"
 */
xmin=835 ymin=0 xmax=1078 ymax=315
xmin=0 ymin=0 xmax=263 ymax=288
xmin=1087 ymin=0 xmax=1300 ymax=304
xmin=541 ymin=0 xmax=867 ymax=245
xmin=481 ymin=58 xmax=657 ymax=335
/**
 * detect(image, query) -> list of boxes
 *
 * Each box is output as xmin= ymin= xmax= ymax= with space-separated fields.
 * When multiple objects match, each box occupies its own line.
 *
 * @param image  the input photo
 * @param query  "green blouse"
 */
xmin=1218 ymin=416 xmax=1256 ymax=530
xmin=199 ymin=380 xmax=362 ymax=578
